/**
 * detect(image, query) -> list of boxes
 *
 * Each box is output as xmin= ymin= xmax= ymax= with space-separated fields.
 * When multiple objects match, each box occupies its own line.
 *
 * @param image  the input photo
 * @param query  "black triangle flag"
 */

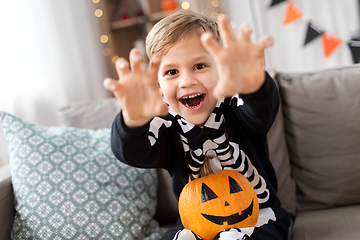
xmin=350 ymin=34 xmax=360 ymax=42
xmin=304 ymin=21 xmax=325 ymax=46
xmin=348 ymin=40 xmax=360 ymax=63
xmin=269 ymin=0 xmax=287 ymax=7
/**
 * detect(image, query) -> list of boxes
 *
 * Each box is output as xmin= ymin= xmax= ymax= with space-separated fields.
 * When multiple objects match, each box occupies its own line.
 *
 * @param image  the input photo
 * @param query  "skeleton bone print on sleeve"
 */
xmin=148 ymin=117 xmax=172 ymax=146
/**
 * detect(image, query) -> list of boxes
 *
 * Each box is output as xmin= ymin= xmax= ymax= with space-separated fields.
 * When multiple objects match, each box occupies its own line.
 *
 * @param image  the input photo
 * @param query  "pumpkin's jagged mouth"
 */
xmin=201 ymin=200 xmax=254 ymax=225
xmin=179 ymin=93 xmax=205 ymax=108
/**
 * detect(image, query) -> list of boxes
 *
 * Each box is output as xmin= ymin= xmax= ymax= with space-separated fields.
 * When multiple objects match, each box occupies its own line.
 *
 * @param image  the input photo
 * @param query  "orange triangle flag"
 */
xmin=283 ymin=1 xmax=303 ymax=25
xmin=321 ymin=33 xmax=342 ymax=58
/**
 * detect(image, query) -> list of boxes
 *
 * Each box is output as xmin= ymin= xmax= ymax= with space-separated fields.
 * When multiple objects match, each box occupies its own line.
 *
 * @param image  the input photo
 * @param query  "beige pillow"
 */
xmin=58 ymin=98 xmax=121 ymax=130
xmin=275 ymin=64 xmax=360 ymax=212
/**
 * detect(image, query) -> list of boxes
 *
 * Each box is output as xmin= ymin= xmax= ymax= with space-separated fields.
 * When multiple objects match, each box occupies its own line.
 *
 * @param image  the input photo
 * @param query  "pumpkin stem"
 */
xmin=200 ymin=155 xmax=213 ymax=177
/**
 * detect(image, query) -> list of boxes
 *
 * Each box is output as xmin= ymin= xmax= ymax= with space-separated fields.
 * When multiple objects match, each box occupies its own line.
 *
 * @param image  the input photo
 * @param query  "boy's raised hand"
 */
xmin=103 ymin=49 xmax=168 ymax=127
xmin=201 ymin=15 xmax=274 ymax=99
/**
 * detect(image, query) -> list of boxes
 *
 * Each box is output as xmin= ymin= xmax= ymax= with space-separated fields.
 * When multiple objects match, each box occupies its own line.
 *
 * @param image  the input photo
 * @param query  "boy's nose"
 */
xmin=178 ymin=72 xmax=198 ymax=88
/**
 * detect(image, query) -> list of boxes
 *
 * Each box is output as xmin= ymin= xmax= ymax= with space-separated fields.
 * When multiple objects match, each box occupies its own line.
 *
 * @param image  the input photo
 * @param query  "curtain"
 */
xmin=0 ymin=0 xmax=112 ymax=167
xmin=221 ymin=0 xmax=360 ymax=73
xmin=0 ymin=0 xmax=111 ymax=126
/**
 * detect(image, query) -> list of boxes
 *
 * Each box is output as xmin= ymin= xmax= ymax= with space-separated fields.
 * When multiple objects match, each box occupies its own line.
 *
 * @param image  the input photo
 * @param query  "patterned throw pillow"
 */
xmin=0 ymin=112 xmax=166 ymax=240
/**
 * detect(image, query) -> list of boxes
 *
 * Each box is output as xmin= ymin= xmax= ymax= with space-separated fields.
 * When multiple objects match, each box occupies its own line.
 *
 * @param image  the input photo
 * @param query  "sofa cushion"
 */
xmin=291 ymin=204 xmax=360 ymax=240
xmin=275 ymin=64 xmax=360 ymax=212
xmin=0 ymin=112 xmax=166 ymax=240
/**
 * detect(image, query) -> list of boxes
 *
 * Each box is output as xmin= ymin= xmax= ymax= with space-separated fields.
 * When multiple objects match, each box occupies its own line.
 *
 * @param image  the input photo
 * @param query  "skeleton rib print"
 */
xmin=149 ymin=98 xmax=270 ymax=204
xmin=179 ymin=131 xmax=270 ymax=204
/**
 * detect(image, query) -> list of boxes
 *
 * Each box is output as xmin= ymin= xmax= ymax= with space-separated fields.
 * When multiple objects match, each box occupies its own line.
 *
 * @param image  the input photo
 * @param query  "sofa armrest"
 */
xmin=0 ymin=164 xmax=15 ymax=240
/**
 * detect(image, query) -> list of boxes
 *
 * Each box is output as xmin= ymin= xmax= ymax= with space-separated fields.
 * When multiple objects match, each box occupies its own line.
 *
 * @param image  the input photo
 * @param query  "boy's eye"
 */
xmin=166 ymin=69 xmax=178 ymax=76
xmin=194 ymin=64 xmax=205 ymax=70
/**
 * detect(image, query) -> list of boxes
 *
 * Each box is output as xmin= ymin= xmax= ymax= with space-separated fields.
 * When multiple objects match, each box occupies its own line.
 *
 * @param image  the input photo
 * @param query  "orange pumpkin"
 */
xmin=179 ymin=170 xmax=259 ymax=240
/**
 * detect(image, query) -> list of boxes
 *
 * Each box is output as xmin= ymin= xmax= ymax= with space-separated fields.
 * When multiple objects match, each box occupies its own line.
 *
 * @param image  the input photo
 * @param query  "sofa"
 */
xmin=0 ymin=64 xmax=360 ymax=240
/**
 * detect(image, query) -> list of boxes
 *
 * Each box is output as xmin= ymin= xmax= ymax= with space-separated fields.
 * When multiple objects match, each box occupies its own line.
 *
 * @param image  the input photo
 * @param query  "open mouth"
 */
xmin=179 ymin=93 xmax=205 ymax=108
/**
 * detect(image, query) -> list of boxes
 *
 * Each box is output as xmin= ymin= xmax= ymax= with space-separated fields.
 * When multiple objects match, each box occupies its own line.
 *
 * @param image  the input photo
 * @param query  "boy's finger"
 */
xmin=147 ymin=54 xmax=162 ymax=80
xmin=218 ymin=15 xmax=236 ymax=47
xmin=239 ymin=23 xmax=253 ymax=42
xmin=257 ymin=35 xmax=274 ymax=51
xmin=201 ymin=32 xmax=222 ymax=56
xmin=129 ymin=48 xmax=144 ymax=72
xmin=103 ymin=78 xmax=122 ymax=93
xmin=115 ymin=58 xmax=130 ymax=79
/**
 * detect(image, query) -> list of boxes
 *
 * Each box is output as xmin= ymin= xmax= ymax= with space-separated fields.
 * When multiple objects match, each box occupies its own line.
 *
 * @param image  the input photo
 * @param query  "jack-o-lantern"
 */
xmin=179 ymin=169 xmax=259 ymax=240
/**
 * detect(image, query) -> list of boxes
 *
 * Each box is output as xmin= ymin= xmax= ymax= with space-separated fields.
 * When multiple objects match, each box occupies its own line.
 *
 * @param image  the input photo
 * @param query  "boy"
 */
xmin=104 ymin=11 xmax=289 ymax=240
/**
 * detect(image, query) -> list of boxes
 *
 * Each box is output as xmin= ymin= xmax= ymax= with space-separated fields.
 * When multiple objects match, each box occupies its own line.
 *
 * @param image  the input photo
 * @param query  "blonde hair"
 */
xmin=145 ymin=11 xmax=220 ymax=58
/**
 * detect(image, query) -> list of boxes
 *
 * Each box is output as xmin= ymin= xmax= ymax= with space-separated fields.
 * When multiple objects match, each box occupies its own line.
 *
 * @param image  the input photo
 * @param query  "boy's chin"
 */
xmin=172 ymin=106 xmax=211 ymax=127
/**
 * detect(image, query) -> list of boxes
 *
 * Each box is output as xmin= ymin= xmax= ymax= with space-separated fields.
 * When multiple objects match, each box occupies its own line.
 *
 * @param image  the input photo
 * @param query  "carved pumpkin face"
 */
xmin=179 ymin=170 xmax=259 ymax=240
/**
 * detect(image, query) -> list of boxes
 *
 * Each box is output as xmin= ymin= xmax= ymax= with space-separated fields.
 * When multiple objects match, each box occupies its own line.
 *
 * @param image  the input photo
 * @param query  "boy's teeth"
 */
xmin=182 ymin=93 xmax=202 ymax=100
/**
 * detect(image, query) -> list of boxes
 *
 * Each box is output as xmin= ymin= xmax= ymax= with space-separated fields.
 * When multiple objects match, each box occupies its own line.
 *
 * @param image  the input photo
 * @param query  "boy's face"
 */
xmin=158 ymin=34 xmax=219 ymax=127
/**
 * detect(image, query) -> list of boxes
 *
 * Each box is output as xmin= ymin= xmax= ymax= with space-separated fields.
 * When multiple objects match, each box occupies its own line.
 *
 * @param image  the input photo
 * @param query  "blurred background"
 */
xmin=1 ymin=0 xmax=359 ymax=167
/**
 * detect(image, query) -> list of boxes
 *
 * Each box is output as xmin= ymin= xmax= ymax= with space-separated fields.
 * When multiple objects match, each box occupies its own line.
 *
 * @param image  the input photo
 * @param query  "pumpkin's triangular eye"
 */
xmin=201 ymin=183 xmax=218 ymax=203
xmin=229 ymin=176 xmax=243 ymax=193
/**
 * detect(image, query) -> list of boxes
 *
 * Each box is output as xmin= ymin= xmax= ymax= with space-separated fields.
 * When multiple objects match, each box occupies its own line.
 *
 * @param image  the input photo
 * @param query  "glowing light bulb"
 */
xmin=217 ymin=13 xmax=225 ymax=19
xmin=112 ymin=56 xmax=120 ymax=63
xmin=103 ymin=48 xmax=111 ymax=56
xmin=211 ymin=0 xmax=220 ymax=8
xmin=181 ymin=1 xmax=190 ymax=10
xmin=93 ymin=0 xmax=100 ymax=3
xmin=100 ymin=35 xmax=109 ymax=43
xmin=95 ymin=9 xmax=103 ymax=17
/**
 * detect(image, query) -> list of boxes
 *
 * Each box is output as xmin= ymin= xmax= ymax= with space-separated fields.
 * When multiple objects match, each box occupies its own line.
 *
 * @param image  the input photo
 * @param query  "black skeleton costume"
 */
xmin=110 ymin=73 xmax=289 ymax=239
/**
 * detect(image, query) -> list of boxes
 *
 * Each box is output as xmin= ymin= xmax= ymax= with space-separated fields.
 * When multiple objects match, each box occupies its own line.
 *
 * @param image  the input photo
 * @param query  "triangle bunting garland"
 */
xmin=270 ymin=0 xmax=360 ymax=60
xmin=304 ymin=21 xmax=325 ymax=45
xmin=348 ymin=40 xmax=360 ymax=63
xmin=321 ymin=34 xmax=342 ymax=58
xmin=283 ymin=1 xmax=303 ymax=25
xmin=269 ymin=0 xmax=287 ymax=7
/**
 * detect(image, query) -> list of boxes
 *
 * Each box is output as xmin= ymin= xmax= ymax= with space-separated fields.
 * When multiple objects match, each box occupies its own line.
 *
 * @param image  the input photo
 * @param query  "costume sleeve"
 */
xmin=232 ymin=72 xmax=280 ymax=135
xmin=110 ymin=111 xmax=175 ymax=170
